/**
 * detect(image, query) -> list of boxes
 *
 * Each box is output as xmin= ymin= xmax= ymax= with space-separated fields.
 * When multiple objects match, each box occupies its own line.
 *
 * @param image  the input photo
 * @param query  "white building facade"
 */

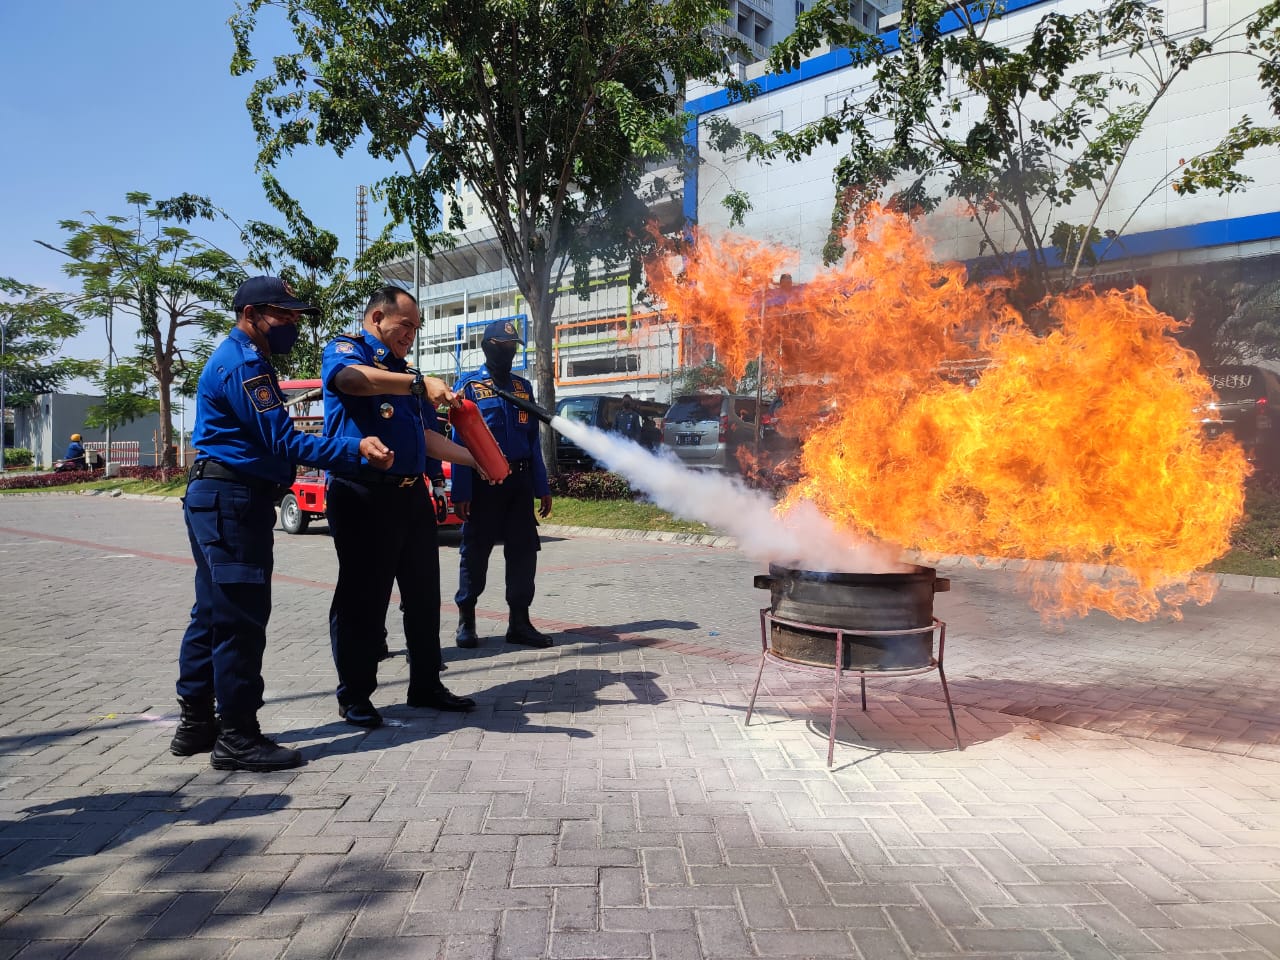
xmin=382 ymin=0 xmax=1280 ymax=401
xmin=689 ymin=0 xmax=1280 ymax=279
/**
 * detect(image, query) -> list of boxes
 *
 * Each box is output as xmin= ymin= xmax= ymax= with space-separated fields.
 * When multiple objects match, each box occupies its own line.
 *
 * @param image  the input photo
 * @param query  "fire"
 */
xmin=647 ymin=208 xmax=1250 ymax=621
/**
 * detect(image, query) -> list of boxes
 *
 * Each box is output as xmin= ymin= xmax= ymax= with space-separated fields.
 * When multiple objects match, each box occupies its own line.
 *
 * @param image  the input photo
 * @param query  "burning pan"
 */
xmin=754 ymin=563 xmax=950 ymax=671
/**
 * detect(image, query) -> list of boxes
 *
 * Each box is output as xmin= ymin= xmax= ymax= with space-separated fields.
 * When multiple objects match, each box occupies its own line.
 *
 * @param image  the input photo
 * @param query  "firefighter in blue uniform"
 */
xmin=323 ymin=286 xmax=483 ymax=729
xmin=172 ymin=276 xmax=395 ymax=772
xmin=452 ymin=319 xmax=554 ymax=649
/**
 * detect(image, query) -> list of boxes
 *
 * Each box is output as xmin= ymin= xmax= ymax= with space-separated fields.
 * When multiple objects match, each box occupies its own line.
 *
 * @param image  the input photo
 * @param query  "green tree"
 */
xmin=0 ymin=277 xmax=97 ymax=410
xmin=231 ymin=0 xmax=744 ymax=465
xmin=233 ymin=174 xmax=413 ymax=380
xmin=749 ymin=0 xmax=1280 ymax=309
xmin=48 ymin=193 xmax=240 ymax=468
xmin=82 ymin=355 xmax=161 ymax=434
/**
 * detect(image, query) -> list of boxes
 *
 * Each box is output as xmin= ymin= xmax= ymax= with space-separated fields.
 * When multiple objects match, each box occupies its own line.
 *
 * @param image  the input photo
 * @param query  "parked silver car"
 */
xmin=661 ymin=394 xmax=762 ymax=472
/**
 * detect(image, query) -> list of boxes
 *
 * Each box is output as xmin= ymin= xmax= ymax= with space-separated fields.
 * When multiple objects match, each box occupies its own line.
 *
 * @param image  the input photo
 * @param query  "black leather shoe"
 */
xmin=506 ymin=609 xmax=552 ymax=648
xmin=407 ymin=685 xmax=476 ymax=712
xmin=339 ymin=702 xmax=383 ymax=728
xmin=210 ymin=724 xmax=302 ymax=772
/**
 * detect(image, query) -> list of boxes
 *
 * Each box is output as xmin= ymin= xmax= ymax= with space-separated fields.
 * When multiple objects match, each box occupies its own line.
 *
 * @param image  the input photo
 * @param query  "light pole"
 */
xmin=104 ymin=296 xmax=113 ymax=473
xmin=0 ymin=316 xmax=8 ymax=473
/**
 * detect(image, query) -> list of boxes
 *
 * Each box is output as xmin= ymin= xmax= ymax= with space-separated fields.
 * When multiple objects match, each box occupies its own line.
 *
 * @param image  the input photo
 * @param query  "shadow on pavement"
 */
xmin=291 ymin=667 xmax=668 ymax=756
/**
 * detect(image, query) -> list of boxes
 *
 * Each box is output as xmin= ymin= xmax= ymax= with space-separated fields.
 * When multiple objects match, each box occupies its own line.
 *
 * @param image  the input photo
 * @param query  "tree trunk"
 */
xmin=529 ymin=289 xmax=558 ymax=477
xmin=156 ymin=366 xmax=176 ymax=470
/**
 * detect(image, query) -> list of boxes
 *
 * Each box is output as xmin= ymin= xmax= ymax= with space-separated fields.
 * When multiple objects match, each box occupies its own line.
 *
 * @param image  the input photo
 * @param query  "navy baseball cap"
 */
xmin=482 ymin=318 xmax=523 ymax=343
xmin=233 ymin=276 xmax=320 ymax=314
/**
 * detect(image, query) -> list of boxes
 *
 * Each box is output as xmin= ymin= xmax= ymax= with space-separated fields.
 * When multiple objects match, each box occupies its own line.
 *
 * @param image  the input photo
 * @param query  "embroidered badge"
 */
xmin=336 ymin=341 xmax=354 ymax=354
xmin=504 ymin=321 xmax=516 ymax=337
xmin=243 ymin=374 xmax=282 ymax=413
xmin=471 ymin=385 xmax=495 ymax=400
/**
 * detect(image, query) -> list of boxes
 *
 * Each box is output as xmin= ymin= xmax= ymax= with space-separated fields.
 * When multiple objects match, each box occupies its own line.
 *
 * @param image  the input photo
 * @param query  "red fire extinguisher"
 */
xmin=449 ymin=400 xmax=511 ymax=483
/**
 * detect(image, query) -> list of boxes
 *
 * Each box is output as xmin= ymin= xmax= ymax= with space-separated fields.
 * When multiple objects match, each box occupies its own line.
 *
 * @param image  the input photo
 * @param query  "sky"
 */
xmin=0 ymin=1 xmax=404 ymax=393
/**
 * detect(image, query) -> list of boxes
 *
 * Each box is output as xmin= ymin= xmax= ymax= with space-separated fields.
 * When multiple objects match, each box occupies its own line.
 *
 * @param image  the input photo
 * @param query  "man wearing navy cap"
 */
xmin=173 ymin=276 xmax=396 ymax=772
xmin=323 ymin=286 xmax=483 ymax=729
xmin=451 ymin=318 xmax=554 ymax=650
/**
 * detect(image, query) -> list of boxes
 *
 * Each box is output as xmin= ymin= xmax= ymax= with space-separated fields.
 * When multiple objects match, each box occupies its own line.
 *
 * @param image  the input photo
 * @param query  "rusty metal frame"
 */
xmin=745 ymin=608 xmax=962 ymax=766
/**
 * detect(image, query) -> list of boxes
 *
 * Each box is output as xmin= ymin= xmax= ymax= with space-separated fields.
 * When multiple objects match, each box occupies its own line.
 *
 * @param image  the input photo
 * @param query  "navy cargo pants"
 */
xmin=454 ymin=460 xmax=540 ymax=610
xmin=176 ymin=478 xmax=277 ymax=724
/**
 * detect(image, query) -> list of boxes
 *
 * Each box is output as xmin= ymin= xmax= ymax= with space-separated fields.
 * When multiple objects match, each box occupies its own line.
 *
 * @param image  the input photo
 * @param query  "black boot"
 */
xmin=455 ymin=605 xmax=479 ymax=649
xmin=169 ymin=696 xmax=218 ymax=756
xmin=506 ymin=608 xmax=552 ymax=648
xmin=210 ymin=718 xmax=302 ymax=772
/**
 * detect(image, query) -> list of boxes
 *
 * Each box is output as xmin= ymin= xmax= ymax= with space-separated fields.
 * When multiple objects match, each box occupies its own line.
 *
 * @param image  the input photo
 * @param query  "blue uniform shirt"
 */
xmin=321 ymin=331 xmax=443 ymax=479
xmin=451 ymin=365 xmax=549 ymax=501
xmin=191 ymin=328 xmax=362 ymax=485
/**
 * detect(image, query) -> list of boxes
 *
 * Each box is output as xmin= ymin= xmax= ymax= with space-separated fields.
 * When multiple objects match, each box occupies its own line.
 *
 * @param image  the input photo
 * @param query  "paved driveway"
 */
xmin=1 ymin=493 xmax=1279 ymax=958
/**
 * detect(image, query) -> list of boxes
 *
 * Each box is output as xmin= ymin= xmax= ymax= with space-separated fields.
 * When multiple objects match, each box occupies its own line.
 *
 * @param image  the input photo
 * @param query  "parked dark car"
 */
xmin=1201 ymin=364 xmax=1280 ymax=473
xmin=554 ymin=394 xmax=669 ymax=471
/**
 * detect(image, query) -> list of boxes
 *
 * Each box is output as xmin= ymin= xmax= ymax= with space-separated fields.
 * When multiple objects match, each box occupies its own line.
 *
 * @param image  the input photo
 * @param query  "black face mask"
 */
xmin=483 ymin=341 xmax=518 ymax=377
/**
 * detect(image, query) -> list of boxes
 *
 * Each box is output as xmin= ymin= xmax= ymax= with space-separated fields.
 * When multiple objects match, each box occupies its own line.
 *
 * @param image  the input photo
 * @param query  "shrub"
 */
xmin=0 ymin=463 xmax=175 ymax=491
xmin=550 ymin=470 xmax=635 ymax=500
xmin=1230 ymin=474 xmax=1280 ymax=560
xmin=3 ymin=448 xmax=33 ymax=467
xmin=0 ymin=469 xmax=94 ymax=491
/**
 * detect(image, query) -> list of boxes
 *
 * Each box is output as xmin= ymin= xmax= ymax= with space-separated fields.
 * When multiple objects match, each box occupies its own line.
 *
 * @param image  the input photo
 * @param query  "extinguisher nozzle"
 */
xmin=490 ymin=385 xmax=554 ymax=424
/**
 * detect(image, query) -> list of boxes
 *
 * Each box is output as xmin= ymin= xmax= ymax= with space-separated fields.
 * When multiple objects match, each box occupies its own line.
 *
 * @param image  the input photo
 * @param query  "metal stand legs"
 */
xmin=745 ymin=609 xmax=962 ymax=766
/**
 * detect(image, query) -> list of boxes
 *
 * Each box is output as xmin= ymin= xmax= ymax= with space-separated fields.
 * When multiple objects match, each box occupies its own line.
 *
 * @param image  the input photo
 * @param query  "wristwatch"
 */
xmin=409 ymin=373 xmax=426 ymax=398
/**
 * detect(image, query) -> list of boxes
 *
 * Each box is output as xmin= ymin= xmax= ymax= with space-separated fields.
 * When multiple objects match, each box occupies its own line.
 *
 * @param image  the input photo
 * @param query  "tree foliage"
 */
xmin=49 ymin=193 xmax=240 ymax=466
xmin=0 ymin=277 xmax=97 ymax=410
xmin=755 ymin=0 xmax=1280 ymax=308
xmin=231 ymin=0 xmax=745 ymax=465
xmin=232 ymin=174 xmax=413 ymax=379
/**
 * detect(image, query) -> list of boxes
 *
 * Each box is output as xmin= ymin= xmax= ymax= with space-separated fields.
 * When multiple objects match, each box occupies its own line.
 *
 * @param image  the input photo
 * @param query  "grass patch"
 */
xmin=551 ymin=497 xmax=713 ymax=535
xmin=0 ymin=476 xmax=188 ymax=497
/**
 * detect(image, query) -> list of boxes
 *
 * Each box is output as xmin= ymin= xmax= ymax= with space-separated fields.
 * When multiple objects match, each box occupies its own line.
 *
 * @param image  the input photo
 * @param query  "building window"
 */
xmin=567 ymin=355 xmax=640 ymax=378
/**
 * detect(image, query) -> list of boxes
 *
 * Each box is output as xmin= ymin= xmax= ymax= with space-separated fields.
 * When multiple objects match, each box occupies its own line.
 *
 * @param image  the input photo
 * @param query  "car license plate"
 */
xmin=677 ymin=434 xmax=700 ymax=446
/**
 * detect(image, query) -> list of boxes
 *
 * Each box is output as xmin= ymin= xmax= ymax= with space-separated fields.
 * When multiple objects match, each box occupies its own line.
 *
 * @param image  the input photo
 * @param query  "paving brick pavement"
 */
xmin=1 ymin=493 xmax=1279 ymax=958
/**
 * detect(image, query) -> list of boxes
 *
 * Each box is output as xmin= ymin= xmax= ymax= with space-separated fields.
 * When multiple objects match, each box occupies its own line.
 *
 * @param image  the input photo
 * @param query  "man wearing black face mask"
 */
xmin=451 ymin=319 xmax=554 ymax=650
xmin=173 ymin=277 xmax=396 ymax=772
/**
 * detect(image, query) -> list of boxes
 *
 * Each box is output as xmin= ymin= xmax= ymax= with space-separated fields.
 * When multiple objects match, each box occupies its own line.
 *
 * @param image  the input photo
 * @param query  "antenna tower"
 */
xmin=356 ymin=185 xmax=369 ymax=280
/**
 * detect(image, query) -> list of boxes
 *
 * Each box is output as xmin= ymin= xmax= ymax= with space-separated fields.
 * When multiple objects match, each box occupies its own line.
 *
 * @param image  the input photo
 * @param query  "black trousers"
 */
xmin=327 ymin=477 xmax=441 ymax=706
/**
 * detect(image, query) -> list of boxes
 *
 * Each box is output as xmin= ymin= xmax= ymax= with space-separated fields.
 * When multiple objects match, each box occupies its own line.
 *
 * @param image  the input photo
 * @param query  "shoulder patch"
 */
xmin=243 ymin=374 xmax=283 ymax=413
xmin=336 ymin=341 xmax=355 ymax=354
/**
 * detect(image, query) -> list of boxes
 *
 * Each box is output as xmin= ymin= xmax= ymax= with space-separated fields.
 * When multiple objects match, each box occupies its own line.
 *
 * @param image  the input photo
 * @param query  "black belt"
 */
xmin=188 ymin=459 xmax=280 ymax=493
xmin=507 ymin=459 xmax=531 ymax=474
xmin=345 ymin=472 xmax=422 ymax=489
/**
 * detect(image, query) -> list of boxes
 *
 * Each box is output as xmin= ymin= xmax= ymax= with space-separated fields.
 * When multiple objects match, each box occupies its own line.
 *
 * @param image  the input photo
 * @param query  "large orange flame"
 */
xmin=647 ymin=208 xmax=1250 ymax=620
